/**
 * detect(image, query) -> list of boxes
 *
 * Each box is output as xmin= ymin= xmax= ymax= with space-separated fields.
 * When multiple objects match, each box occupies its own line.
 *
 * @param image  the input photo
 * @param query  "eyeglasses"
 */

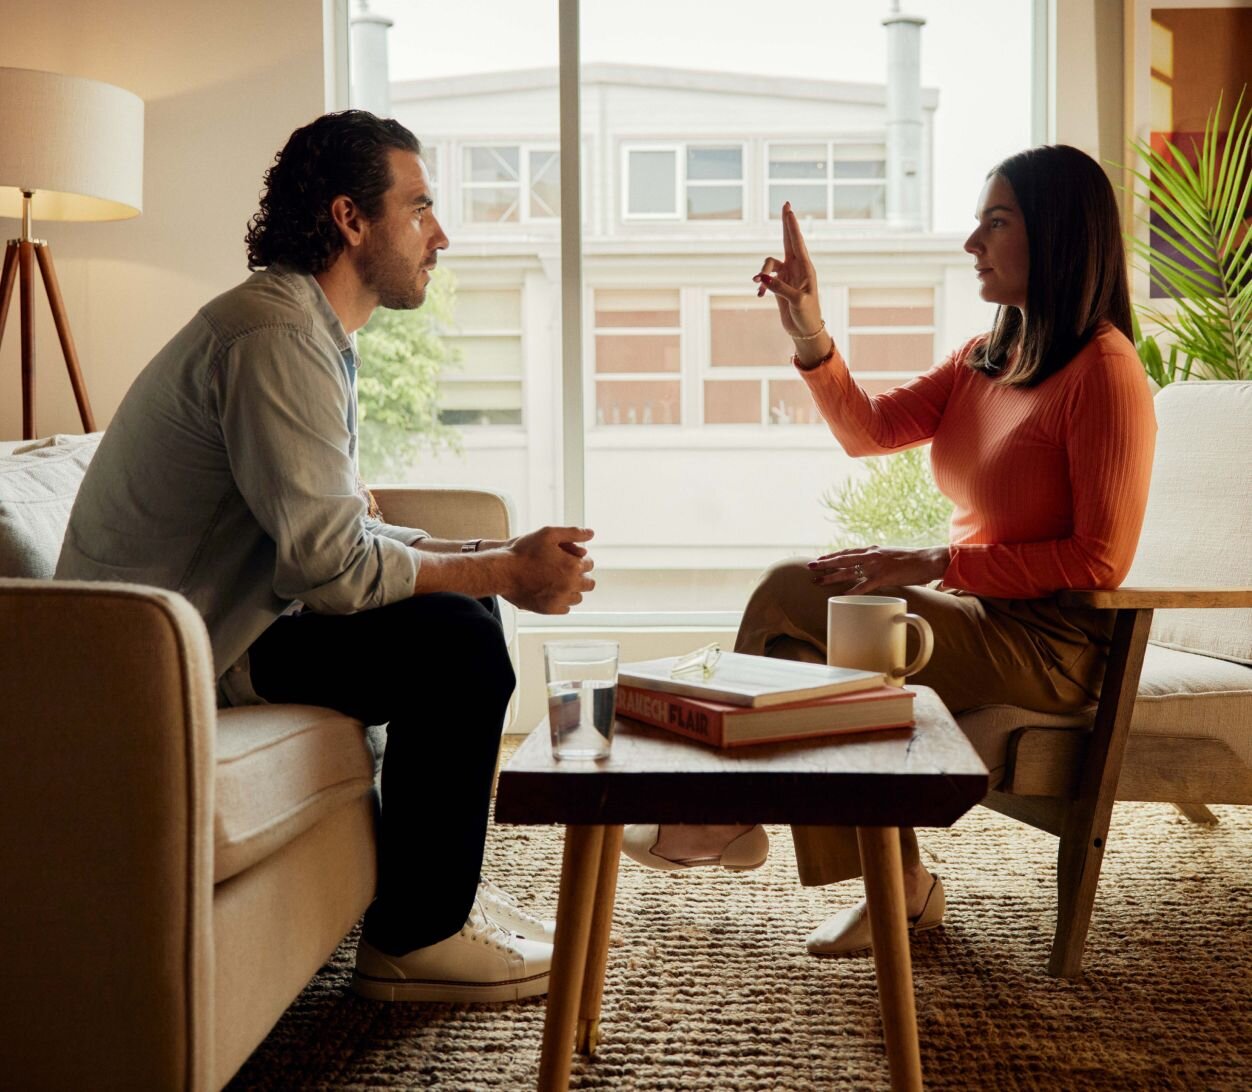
xmin=670 ymin=642 xmax=722 ymax=680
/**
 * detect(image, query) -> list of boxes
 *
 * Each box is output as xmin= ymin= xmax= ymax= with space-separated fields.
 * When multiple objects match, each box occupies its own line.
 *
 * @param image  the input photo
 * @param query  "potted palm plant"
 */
xmin=1126 ymin=89 xmax=1252 ymax=384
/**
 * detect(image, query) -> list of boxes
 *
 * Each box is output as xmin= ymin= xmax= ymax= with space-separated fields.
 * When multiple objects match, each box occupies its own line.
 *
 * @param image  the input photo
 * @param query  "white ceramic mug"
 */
xmin=826 ymin=595 xmax=934 ymax=686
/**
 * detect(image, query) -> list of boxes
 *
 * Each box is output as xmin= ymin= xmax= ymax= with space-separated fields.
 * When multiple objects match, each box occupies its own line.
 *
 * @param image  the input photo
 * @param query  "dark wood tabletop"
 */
xmin=496 ymin=686 xmax=988 ymax=829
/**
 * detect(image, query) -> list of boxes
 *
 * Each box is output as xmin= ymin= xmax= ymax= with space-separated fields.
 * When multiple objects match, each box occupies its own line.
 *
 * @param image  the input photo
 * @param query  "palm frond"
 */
xmin=1125 ymin=87 xmax=1252 ymax=382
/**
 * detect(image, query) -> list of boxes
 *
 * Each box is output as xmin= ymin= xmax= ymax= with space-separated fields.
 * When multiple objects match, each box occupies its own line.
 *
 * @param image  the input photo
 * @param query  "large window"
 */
xmin=623 ymin=144 xmax=745 ymax=221
xmin=356 ymin=0 xmax=1035 ymax=616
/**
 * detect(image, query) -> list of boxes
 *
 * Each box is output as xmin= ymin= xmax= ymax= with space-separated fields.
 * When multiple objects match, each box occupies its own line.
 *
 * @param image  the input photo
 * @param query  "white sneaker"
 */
xmin=478 ymin=879 xmax=557 ymax=943
xmin=352 ymin=898 xmax=552 ymax=1002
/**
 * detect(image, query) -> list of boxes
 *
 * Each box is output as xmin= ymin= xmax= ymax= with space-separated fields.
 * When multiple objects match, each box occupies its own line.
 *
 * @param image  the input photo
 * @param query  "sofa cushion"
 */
xmin=1126 ymin=381 xmax=1252 ymax=665
xmin=0 ymin=433 xmax=101 ymax=578
xmin=957 ymin=643 xmax=1252 ymax=785
xmin=213 ymin=704 xmax=375 ymax=884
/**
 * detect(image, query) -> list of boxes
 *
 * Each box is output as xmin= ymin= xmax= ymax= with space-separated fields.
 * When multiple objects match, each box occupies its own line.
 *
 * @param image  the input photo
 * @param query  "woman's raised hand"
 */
xmin=753 ymin=202 xmax=827 ymax=351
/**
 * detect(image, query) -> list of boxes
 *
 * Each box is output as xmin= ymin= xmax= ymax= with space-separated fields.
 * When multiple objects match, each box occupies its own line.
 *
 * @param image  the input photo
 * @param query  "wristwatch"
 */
xmin=460 ymin=538 xmax=483 ymax=553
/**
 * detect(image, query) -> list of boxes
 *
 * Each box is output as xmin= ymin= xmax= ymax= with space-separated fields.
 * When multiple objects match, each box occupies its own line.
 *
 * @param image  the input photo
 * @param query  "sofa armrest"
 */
xmin=370 ymin=485 xmax=514 ymax=542
xmin=0 ymin=579 xmax=217 ymax=1090
xmin=1058 ymin=587 xmax=1252 ymax=610
xmin=371 ymin=486 xmax=520 ymax=729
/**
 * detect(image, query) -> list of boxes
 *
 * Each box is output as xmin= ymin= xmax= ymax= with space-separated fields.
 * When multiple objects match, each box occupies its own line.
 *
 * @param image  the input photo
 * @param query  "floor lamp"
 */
xmin=0 ymin=67 xmax=144 ymax=440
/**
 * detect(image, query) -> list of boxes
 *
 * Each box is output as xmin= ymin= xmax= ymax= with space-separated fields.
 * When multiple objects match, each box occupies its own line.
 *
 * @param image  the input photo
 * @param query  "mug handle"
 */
xmin=893 ymin=613 xmax=935 ymax=679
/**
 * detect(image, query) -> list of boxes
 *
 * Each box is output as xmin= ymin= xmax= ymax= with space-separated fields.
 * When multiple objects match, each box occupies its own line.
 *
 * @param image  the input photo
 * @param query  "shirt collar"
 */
xmin=268 ymin=262 xmax=355 ymax=357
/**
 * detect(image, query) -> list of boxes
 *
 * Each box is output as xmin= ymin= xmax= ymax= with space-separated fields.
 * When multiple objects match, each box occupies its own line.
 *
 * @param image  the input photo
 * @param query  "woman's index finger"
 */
xmin=781 ymin=202 xmax=796 ymax=260
xmin=786 ymin=203 xmax=813 ymax=263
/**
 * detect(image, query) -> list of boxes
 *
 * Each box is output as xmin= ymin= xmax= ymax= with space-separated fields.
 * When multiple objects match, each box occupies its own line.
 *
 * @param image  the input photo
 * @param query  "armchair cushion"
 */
xmin=958 ymin=643 xmax=1252 ymax=783
xmin=214 ymin=705 xmax=375 ymax=884
xmin=1125 ymin=380 xmax=1252 ymax=665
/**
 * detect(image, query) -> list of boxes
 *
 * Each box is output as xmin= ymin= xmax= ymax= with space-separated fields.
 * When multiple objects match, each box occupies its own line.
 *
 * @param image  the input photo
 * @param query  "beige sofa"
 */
xmin=0 ymin=434 xmax=513 ymax=1090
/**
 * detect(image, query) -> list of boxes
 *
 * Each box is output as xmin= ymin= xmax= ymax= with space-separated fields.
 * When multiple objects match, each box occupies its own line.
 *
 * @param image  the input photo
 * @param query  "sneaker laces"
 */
xmin=478 ymin=879 xmax=546 ymax=929
xmin=464 ymin=897 xmax=516 ymax=952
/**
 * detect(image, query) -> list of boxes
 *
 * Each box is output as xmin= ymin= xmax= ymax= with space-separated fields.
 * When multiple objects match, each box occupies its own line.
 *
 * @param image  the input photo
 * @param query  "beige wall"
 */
xmin=1052 ymin=0 xmax=1125 ymax=170
xmin=0 ymin=0 xmax=329 ymax=439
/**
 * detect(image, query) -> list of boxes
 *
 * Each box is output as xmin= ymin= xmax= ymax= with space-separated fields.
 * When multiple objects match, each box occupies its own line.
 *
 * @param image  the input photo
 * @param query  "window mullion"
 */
xmin=558 ymin=0 xmax=584 ymax=524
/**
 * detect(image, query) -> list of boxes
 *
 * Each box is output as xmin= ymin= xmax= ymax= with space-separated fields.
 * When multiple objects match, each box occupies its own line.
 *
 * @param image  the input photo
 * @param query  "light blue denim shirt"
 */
xmin=56 ymin=265 xmax=426 ymax=703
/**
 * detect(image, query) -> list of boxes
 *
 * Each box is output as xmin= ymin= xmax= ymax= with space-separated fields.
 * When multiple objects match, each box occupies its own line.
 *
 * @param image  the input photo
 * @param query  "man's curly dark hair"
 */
xmin=245 ymin=110 xmax=421 ymax=273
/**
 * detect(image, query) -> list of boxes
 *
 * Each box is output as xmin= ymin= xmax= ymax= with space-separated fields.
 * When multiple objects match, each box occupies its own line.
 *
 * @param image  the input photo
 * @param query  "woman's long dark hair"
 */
xmin=968 ymin=144 xmax=1133 ymax=386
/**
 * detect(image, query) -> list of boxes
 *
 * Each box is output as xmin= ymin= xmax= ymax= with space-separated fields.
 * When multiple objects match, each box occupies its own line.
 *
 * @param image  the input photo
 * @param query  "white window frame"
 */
xmin=764 ymin=138 xmax=888 ymax=223
xmin=842 ymin=284 xmax=939 ymax=390
xmin=620 ymin=143 xmax=682 ymax=221
xmin=701 ymin=292 xmax=815 ymax=427
xmin=621 ymin=141 xmax=747 ymax=223
xmin=441 ymin=285 xmax=527 ymax=429
xmin=588 ymin=287 xmax=685 ymax=429
xmin=461 ymin=141 xmax=561 ymax=225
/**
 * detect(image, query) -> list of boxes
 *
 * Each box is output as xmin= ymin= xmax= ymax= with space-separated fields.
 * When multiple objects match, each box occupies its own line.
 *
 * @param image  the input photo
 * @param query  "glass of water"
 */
xmin=544 ymin=640 xmax=619 ymax=760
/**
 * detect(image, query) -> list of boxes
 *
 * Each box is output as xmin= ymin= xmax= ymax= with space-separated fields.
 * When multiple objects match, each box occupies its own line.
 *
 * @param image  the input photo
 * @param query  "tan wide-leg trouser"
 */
xmin=735 ymin=558 xmax=1114 ymax=886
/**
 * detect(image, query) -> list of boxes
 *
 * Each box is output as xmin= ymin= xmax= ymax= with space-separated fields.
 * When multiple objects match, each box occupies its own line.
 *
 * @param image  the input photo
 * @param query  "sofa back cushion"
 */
xmin=1125 ymin=381 xmax=1252 ymax=664
xmin=0 ymin=434 xmax=101 ymax=578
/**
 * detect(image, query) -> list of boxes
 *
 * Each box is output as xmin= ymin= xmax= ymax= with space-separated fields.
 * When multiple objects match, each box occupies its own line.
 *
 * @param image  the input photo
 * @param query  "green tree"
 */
xmin=820 ymin=446 xmax=953 ymax=551
xmin=356 ymin=268 xmax=462 ymax=480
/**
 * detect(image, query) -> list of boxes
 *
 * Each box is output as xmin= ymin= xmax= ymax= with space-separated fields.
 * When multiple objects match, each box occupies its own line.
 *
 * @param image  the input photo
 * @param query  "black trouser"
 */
xmin=248 ymin=593 xmax=515 ymax=956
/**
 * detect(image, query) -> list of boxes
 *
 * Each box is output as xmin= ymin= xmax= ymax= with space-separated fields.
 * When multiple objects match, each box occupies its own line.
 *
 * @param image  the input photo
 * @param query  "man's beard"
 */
xmin=363 ymin=237 xmax=426 ymax=310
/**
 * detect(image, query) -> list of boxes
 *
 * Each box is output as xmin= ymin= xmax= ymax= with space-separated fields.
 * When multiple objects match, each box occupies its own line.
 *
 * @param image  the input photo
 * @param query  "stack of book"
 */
xmin=615 ymin=650 xmax=914 ymax=749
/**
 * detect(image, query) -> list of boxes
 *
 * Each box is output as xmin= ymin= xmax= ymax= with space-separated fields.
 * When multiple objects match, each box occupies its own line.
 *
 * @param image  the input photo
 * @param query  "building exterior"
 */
xmin=370 ymin=30 xmax=996 ymax=612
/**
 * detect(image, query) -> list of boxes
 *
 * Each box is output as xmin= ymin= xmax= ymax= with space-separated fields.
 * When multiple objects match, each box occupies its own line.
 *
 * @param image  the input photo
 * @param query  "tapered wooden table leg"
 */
xmin=857 ymin=826 xmax=923 ymax=1092
xmin=575 ymin=824 xmax=623 ymax=1055
xmin=538 ymin=824 xmax=606 ymax=1092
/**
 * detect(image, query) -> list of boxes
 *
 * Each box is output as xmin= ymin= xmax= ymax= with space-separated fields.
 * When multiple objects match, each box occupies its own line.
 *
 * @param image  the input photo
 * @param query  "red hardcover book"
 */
xmin=615 ymin=683 xmax=914 ymax=749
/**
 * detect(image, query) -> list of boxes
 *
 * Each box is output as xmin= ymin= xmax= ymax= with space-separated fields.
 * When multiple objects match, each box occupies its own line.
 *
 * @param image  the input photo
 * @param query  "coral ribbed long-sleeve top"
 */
xmin=799 ymin=323 xmax=1158 ymax=599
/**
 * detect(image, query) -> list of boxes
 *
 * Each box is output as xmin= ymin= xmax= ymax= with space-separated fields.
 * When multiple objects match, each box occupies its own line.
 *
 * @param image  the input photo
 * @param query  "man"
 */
xmin=57 ymin=111 xmax=595 ymax=1003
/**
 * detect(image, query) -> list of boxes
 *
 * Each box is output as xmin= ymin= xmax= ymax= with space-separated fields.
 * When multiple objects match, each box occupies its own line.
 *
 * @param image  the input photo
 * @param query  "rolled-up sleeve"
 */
xmin=212 ymin=329 xmax=420 ymax=613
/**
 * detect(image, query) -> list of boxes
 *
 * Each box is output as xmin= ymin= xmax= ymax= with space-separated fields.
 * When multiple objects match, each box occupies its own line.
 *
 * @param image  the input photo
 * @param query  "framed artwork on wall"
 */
xmin=1123 ymin=0 xmax=1252 ymax=301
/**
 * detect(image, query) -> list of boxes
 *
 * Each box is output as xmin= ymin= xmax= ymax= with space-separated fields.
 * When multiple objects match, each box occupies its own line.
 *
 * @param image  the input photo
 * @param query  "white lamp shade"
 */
xmin=0 ymin=67 xmax=144 ymax=222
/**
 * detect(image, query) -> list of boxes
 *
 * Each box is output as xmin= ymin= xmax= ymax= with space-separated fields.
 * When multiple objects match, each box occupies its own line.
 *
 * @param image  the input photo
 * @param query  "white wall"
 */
xmin=0 ymin=1 xmax=329 ymax=439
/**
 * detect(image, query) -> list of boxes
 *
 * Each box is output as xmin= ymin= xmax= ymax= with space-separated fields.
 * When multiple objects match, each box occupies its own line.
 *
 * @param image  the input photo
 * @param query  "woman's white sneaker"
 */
xmin=477 ymin=879 xmax=557 ymax=943
xmin=352 ymin=899 xmax=552 ymax=1002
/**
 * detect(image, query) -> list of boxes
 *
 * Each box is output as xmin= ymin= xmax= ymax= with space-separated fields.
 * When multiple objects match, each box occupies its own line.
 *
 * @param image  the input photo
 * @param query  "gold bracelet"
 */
xmin=792 ymin=319 xmax=826 ymax=342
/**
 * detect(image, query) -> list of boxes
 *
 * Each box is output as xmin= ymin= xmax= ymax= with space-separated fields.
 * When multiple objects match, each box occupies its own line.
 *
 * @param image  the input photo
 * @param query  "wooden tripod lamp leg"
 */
xmin=19 ymin=240 xmax=36 ymax=440
xmin=34 ymin=243 xmax=96 ymax=433
xmin=0 ymin=244 xmax=17 ymax=351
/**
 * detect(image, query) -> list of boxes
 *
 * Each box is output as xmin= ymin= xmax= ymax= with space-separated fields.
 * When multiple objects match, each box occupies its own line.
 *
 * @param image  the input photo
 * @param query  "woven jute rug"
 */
xmin=228 ymin=786 xmax=1251 ymax=1091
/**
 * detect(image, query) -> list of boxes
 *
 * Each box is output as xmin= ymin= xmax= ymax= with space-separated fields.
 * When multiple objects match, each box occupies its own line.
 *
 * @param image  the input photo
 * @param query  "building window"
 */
xmin=704 ymin=296 xmax=811 ymax=424
xmin=623 ymin=144 xmax=745 ymax=221
xmin=421 ymin=145 xmax=440 ymax=207
xmin=441 ymin=288 xmax=524 ymax=425
xmin=462 ymin=144 xmax=560 ymax=223
xmin=767 ymin=141 xmax=887 ymax=221
xmin=846 ymin=286 xmax=936 ymax=394
xmin=593 ymin=289 xmax=682 ymax=425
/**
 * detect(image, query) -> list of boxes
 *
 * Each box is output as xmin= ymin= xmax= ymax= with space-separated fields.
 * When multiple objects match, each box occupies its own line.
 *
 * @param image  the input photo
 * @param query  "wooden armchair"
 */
xmin=956 ymin=380 xmax=1252 ymax=978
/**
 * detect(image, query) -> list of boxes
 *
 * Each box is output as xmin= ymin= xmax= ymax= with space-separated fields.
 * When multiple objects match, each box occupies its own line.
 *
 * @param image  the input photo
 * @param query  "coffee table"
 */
xmin=494 ymin=685 xmax=987 ymax=1091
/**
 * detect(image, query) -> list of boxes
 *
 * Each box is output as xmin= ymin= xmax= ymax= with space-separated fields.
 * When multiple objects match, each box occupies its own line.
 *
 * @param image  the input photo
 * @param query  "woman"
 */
xmin=623 ymin=144 xmax=1157 ymax=957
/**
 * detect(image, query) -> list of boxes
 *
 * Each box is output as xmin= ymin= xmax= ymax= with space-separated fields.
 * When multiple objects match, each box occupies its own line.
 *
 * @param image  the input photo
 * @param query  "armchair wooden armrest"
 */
xmin=1058 ymin=587 xmax=1252 ymax=610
